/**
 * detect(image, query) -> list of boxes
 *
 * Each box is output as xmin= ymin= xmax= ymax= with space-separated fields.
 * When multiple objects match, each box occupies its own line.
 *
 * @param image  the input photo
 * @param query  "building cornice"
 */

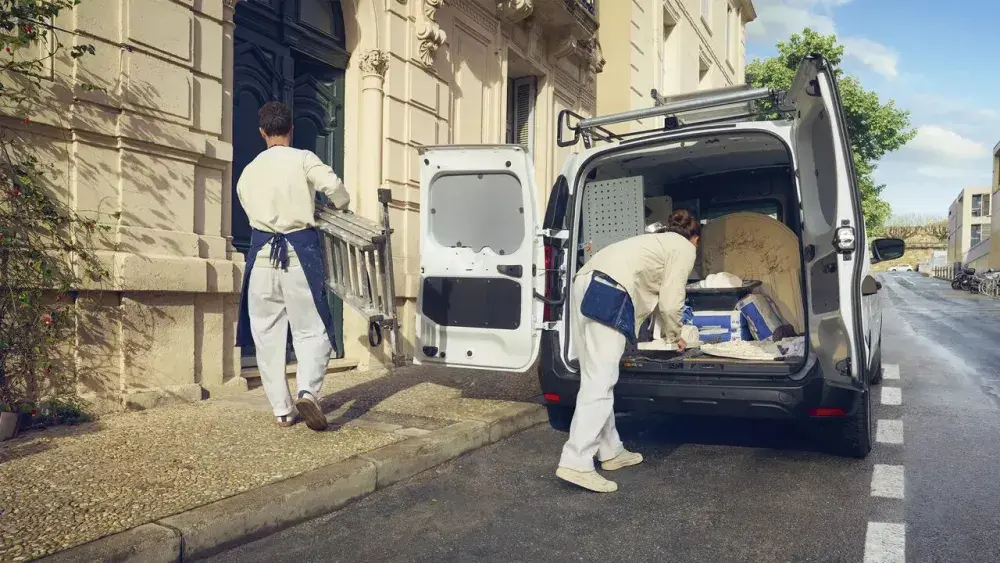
xmin=738 ymin=0 xmax=757 ymax=22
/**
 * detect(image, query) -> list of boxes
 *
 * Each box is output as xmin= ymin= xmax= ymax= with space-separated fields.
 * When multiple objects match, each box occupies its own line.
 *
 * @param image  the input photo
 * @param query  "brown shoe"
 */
xmin=295 ymin=391 xmax=328 ymax=431
xmin=276 ymin=414 xmax=297 ymax=428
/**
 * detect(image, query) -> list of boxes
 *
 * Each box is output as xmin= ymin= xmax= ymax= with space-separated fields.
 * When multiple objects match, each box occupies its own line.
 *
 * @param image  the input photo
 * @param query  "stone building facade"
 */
xmin=4 ymin=0 xmax=602 ymax=409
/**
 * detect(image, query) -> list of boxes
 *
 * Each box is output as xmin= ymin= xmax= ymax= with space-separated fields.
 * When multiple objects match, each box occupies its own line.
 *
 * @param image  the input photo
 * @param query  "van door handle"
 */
xmin=497 ymin=265 xmax=522 ymax=278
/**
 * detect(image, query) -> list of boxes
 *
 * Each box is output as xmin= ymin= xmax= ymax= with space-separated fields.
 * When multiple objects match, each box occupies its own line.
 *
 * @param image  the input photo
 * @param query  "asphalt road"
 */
xmin=207 ymin=273 xmax=1000 ymax=563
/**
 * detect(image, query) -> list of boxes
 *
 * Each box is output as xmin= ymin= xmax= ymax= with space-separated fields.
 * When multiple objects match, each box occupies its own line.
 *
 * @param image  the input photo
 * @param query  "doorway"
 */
xmin=232 ymin=0 xmax=349 ymax=366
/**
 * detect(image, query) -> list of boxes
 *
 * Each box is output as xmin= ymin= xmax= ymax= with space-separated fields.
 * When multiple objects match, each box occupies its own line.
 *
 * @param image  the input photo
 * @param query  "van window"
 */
xmin=427 ymin=172 xmax=525 ymax=255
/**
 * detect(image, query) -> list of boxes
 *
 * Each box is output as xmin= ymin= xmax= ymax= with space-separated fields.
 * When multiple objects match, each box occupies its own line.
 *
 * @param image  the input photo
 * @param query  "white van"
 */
xmin=414 ymin=56 xmax=905 ymax=458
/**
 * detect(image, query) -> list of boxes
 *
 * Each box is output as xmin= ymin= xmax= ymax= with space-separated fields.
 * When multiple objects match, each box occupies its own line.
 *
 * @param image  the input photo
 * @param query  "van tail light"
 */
xmin=543 ymin=393 xmax=561 ymax=403
xmin=808 ymin=407 xmax=846 ymax=417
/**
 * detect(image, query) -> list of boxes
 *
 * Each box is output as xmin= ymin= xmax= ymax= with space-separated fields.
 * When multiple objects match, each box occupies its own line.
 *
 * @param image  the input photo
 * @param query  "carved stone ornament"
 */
xmin=417 ymin=0 xmax=447 ymax=67
xmin=223 ymin=0 xmax=240 ymax=8
xmin=358 ymin=49 xmax=390 ymax=77
xmin=550 ymin=35 xmax=581 ymax=59
xmin=585 ymin=38 xmax=605 ymax=74
xmin=498 ymin=0 xmax=533 ymax=23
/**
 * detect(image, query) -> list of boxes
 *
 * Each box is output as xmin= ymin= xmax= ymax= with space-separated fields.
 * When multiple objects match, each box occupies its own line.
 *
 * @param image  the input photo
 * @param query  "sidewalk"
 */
xmin=0 ymin=365 xmax=545 ymax=562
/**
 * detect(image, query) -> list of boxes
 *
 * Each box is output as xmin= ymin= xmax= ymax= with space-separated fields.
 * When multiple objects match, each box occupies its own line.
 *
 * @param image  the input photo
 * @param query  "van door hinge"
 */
xmin=539 ymin=228 xmax=569 ymax=240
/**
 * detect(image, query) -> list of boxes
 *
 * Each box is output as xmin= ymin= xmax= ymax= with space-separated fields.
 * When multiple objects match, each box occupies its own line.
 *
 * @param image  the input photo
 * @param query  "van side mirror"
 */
xmin=870 ymin=238 xmax=905 ymax=264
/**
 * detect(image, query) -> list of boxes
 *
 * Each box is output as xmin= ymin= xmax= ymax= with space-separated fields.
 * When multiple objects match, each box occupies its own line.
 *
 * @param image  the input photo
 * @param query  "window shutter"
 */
xmin=511 ymin=76 xmax=536 ymax=152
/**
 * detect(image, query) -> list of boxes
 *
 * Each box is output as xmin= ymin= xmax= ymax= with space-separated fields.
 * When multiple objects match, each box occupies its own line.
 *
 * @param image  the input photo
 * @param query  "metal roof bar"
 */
xmin=577 ymin=85 xmax=775 ymax=131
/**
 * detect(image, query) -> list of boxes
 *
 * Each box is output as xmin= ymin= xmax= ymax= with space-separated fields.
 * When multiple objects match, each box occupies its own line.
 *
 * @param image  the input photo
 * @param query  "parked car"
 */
xmin=413 ymin=56 xmax=905 ymax=459
xmin=887 ymin=264 xmax=913 ymax=272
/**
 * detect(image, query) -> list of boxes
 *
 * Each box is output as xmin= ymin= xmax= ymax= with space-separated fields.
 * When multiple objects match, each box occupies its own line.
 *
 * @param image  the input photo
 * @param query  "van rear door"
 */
xmin=415 ymin=146 xmax=544 ymax=372
xmin=789 ymin=55 xmax=865 ymax=381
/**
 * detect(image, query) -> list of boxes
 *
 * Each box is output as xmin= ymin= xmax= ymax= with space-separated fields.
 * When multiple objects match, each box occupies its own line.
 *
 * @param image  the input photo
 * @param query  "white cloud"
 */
xmin=746 ymin=1 xmax=899 ymax=79
xmin=906 ymin=126 xmax=990 ymax=161
xmin=840 ymin=37 xmax=899 ymax=79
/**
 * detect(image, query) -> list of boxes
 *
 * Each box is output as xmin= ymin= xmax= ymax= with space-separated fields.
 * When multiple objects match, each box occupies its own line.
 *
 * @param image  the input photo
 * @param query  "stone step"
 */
xmin=240 ymin=358 xmax=360 ymax=389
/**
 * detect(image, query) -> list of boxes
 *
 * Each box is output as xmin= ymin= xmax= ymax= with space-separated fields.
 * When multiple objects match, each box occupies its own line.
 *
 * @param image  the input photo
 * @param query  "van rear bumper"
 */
xmin=538 ymin=331 xmax=863 ymax=420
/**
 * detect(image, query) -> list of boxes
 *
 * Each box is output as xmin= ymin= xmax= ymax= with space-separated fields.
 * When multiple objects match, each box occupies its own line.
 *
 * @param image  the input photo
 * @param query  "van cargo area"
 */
xmin=571 ymin=130 xmax=809 ymax=377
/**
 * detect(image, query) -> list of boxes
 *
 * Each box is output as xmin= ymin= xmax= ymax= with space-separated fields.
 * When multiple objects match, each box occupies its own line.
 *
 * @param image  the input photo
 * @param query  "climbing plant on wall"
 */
xmin=0 ymin=0 xmax=107 ymax=419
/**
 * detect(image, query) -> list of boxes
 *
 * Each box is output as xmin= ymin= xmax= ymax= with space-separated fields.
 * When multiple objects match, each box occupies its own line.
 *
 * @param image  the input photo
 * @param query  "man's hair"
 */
xmin=258 ymin=102 xmax=293 ymax=137
xmin=665 ymin=209 xmax=701 ymax=240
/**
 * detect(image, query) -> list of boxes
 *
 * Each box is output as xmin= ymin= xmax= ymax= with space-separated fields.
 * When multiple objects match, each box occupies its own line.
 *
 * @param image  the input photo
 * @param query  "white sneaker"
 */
xmin=600 ymin=450 xmax=643 ymax=471
xmin=556 ymin=467 xmax=618 ymax=493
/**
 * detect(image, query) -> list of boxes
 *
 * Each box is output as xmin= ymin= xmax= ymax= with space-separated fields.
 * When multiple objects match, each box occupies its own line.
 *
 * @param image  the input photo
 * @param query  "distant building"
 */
xmin=948 ymin=186 xmax=992 ymax=268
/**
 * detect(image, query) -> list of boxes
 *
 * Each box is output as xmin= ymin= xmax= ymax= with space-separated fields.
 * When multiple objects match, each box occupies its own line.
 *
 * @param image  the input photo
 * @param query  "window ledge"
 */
xmin=701 ymin=15 xmax=712 ymax=34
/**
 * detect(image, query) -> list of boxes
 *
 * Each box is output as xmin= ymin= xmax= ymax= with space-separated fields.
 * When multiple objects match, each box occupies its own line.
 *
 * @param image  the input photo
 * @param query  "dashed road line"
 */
xmin=870 ymin=464 xmax=905 ymax=499
xmin=876 ymin=419 xmax=904 ymax=444
xmin=883 ymin=364 xmax=900 ymax=380
xmin=864 ymin=522 xmax=906 ymax=563
xmin=881 ymin=386 xmax=902 ymax=406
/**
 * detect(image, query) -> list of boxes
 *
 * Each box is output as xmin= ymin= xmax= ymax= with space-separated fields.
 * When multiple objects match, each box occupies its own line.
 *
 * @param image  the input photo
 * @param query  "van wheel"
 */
xmin=821 ymin=385 xmax=873 ymax=458
xmin=546 ymin=404 xmax=574 ymax=432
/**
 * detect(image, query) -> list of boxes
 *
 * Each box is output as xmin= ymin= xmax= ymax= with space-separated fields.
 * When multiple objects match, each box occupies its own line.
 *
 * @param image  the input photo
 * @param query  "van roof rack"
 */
xmin=556 ymin=84 xmax=788 ymax=148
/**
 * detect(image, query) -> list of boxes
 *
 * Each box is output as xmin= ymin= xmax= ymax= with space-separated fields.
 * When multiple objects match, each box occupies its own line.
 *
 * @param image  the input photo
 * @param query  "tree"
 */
xmin=882 ymin=214 xmax=945 ymax=241
xmin=745 ymin=28 xmax=916 ymax=232
xmin=1 ymin=0 xmax=106 ymax=420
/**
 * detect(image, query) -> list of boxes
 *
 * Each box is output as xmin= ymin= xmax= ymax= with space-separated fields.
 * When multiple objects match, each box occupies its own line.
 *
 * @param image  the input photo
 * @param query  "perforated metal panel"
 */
xmin=581 ymin=176 xmax=645 ymax=261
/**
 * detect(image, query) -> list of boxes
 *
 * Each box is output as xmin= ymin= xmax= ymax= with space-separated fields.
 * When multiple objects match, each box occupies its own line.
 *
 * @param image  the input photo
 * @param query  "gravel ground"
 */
xmin=0 ymin=364 xmax=542 ymax=562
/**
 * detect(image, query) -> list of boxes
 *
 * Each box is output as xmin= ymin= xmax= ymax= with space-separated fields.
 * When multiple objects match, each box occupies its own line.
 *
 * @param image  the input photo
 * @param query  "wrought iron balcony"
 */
xmin=577 ymin=0 xmax=596 ymax=16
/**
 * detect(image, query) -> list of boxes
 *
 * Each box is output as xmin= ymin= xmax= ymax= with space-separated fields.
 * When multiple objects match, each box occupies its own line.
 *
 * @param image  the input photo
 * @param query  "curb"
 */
xmin=36 ymin=402 xmax=547 ymax=563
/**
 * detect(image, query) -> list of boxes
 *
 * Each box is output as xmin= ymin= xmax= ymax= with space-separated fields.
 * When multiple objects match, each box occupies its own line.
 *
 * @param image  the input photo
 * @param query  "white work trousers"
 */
xmin=558 ymin=273 xmax=627 ymax=472
xmin=248 ymin=254 xmax=332 ymax=417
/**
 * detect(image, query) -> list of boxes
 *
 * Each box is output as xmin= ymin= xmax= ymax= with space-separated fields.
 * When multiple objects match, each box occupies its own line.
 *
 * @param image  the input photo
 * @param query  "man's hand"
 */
xmin=676 ymin=338 xmax=687 ymax=352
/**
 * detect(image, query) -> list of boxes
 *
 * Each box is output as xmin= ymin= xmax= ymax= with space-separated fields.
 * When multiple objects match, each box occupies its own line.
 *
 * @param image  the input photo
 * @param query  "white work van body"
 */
xmin=413 ymin=56 xmax=904 ymax=458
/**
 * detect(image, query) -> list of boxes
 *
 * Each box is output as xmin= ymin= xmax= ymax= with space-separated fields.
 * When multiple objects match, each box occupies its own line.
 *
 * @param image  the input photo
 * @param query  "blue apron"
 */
xmin=235 ymin=227 xmax=338 ymax=353
xmin=580 ymin=271 xmax=637 ymax=343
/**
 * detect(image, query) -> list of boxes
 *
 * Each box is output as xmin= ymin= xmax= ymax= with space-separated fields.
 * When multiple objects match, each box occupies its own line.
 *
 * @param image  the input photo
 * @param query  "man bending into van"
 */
xmin=234 ymin=101 xmax=351 ymax=431
xmin=557 ymin=209 xmax=701 ymax=492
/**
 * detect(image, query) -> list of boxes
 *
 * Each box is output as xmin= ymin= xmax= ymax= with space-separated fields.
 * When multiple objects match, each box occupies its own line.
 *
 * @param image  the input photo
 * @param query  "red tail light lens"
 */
xmin=543 ymin=393 xmax=560 ymax=403
xmin=808 ymin=407 xmax=846 ymax=417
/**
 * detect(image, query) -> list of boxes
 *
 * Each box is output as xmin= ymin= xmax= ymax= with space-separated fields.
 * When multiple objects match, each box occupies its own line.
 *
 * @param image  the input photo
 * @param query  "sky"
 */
xmin=744 ymin=0 xmax=1000 ymax=219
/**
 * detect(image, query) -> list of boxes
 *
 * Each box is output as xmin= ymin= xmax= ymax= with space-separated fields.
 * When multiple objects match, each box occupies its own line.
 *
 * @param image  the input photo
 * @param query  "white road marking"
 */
xmin=882 ymin=364 xmax=900 ymax=380
xmin=881 ymin=386 xmax=902 ymax=406
xmin=870 ymin=464 xmax=905 ymax=499
xmin=864 ymin=522 xmax=906 ymax=563
xmin=876 ymin=419 xmax=904 ymax=444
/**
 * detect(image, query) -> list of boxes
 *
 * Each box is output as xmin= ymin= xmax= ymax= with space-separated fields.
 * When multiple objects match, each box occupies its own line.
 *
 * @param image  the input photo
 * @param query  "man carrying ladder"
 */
xmin=235 ymin=102 xmax=351 ymax=431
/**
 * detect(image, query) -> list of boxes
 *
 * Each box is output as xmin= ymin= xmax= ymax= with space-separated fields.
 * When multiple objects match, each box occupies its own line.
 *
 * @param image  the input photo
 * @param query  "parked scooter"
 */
xmin=952 ymin=267 xmax=976 ymax=291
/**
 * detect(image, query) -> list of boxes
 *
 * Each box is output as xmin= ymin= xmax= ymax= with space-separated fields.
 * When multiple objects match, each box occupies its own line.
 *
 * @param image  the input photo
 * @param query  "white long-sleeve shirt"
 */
xmin=576 ymin=231 xmax=697 ymax=340
xmin=236 ymin=146 xmax=350 ymax=235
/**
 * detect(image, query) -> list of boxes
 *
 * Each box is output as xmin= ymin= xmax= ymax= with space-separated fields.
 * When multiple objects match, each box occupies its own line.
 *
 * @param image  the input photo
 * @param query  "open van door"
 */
xmin=789 ymin=55 xmax=865 ymax=381
xmin=415 ymin=146 xmax=544 ymax=372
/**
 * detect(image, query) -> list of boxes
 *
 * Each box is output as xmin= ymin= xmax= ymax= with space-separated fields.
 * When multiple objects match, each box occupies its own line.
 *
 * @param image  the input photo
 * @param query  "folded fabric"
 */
xmin=697 ymin=272 xmax=744 ymax=289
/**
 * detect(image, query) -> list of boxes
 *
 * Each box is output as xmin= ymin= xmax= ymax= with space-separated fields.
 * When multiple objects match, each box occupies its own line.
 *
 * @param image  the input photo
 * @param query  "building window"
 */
xmin=972 ymin=193 xmax=991 ymax=217
xmin=698 ymin=53 xmax=711 ymax=90
xmin=701 ymin=0 xmax=711 ymax=28
xmin=506 ymin=76 xmax=536 ymax=151
xmin=971 ymin=224 xmax=990 ymax=247
xmin=661 ymin=14 xmax=678 ymax=95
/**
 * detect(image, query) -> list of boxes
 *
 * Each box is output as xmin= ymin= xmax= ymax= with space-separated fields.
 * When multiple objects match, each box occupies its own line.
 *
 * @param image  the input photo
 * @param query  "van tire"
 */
xmin=869 ymin=338 xmax=883 ymax=386
xmin=821 ymin=384 xmax=873 ymax=458
xmin=546 ymin=404 xmax=575 ymax=432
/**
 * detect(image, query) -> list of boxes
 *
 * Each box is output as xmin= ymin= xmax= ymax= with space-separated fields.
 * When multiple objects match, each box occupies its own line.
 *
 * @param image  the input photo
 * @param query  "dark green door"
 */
xmin=291 ymin=60 xmax=346 ymax=359
xmin=232 ymin=0 xmax=349 ymax=365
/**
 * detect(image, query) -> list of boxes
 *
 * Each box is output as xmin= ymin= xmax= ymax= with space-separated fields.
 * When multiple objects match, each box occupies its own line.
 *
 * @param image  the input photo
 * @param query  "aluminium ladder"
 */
xmin=314 ymin=188 xmax=404 ymax=366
